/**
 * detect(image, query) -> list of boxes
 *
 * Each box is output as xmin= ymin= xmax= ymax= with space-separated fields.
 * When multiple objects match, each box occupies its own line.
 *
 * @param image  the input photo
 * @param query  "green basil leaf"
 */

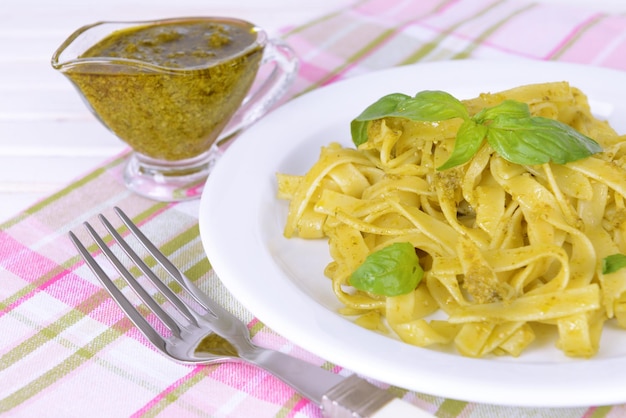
xmin=350 ymin=91 xmax=602 ymax=167
xmin=485 ymin=115 xmax=602 ymax=165
xmin=350 ymin=242 xmax=423 ymax=296
xmin=351 ymin=119 xmax=370 ymax=147
xmin=351 ymin=90 xmax=469 ymax=147
xmin=602 ymin=254 xmax=626 ymax=274
xmin=354 ymin=90 xmax=469 ymax=122
xmin=473 ymin=100 xmax=531 ymax=124
xmin=353 ymin=93 xmax=412 ymax=120
xmin=437 ymin=120 xmax=488 ymax=170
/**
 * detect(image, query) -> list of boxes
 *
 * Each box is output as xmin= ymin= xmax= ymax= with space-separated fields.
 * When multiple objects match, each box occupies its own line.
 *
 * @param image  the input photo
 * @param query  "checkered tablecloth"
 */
xmin=2 ymin=0 xmax=626 ymax=416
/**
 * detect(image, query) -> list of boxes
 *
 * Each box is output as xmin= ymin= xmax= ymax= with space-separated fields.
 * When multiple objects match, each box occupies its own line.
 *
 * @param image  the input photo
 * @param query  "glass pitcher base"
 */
xmin=123 ymin=149 xmax=221 ymax=202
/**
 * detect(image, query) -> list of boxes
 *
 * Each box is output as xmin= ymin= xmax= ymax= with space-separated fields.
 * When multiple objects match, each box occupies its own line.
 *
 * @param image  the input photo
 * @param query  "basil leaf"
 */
xmin=602 ymin=254 xmax=626 ymax=274
xmin=350 ymin=119 xmax=370 ymax=147
xmin=352 ymin=91 xmax=602 ymax=168
xmin=354 ymin=90 xmax=468 ymax=122
xmin=437 ymin=120 xmax=488 ymax=170
xmin=350 ymin=93 xmax=412 ymax=146
xmin=350 ymin=242 xmax=423 ymax=296
xmin=473 ymin=100 xmax=531 ymax=123
xmin=485 ymin=115 xmax=602 ymax=165
xmin=351 ymin=90 xmax=469 ymax=147
xmin=354 ymin=93 xmax=412 ymax=120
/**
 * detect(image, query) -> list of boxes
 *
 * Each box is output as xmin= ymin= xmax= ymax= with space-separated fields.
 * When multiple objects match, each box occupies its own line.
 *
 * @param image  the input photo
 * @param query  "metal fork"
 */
xmin=69 ymin=207 xmax=433 ymax=418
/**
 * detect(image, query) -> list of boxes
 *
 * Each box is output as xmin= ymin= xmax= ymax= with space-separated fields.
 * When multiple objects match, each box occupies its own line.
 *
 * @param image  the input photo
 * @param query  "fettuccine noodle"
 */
xmin=277 ymin=82 xmax=626 ymax=358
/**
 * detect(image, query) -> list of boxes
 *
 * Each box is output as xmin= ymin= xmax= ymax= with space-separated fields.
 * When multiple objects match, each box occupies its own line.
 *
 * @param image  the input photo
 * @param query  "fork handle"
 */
xmin=242 ymin=346 xmax=344 ymax=404
xmin=322 ymin=374 xmax=435 ymax=418
xmin=241 ymin=348 xmax=434 ymax=417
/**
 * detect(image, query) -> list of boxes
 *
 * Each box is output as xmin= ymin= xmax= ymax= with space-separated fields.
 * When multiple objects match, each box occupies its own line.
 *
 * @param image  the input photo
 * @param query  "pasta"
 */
xmin=277 ymin=82 xmax=626 ymax=358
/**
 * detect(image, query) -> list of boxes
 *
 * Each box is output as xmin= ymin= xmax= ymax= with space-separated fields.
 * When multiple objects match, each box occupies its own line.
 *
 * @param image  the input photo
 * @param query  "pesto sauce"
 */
xmin=195 ymin=333 xmax=238 ymax=357
xmin=66 ymin=19 xmax=263 ymax=161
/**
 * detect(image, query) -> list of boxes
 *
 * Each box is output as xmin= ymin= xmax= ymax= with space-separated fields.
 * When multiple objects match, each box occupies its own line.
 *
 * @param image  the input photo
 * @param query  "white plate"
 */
xmin=199 ymin=59 xmax=626 ymax=407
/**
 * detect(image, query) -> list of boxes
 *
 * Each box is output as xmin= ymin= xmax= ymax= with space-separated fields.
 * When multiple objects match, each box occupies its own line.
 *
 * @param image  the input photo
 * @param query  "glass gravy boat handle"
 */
xmin=216 ymin=36 xmax=299 ymax=148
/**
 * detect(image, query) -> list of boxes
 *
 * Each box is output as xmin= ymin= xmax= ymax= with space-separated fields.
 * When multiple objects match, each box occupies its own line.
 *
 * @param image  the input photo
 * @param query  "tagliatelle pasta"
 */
xmin=277 ymin=82 xmax=626 ymax=358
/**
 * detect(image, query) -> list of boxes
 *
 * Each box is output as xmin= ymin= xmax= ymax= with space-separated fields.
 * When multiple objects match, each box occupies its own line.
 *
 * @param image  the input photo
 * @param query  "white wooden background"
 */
xmin=1 ymin=0 xmax=624 ymax=223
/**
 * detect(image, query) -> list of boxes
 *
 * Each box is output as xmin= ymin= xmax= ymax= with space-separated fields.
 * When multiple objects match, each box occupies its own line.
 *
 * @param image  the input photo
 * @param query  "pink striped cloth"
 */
xmin=2 ymin=0 xmax=626 ymax=416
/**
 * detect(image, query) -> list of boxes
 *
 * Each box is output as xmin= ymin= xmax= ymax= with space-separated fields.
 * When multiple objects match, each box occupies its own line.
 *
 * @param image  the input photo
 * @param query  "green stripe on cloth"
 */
xmin=275 ymin=393 xmax=308 ymax=418
xmin=285 ymin=0 xmax=454 ymax=95
xmin=401 ymin=0 xmax=511 ymax=64
xmin=0 ymin=153 xmax=127 ymax=229
xmin=587 ymin=406 xmax=612 ymax=418
xmin=436 ymin=398 xmax=468 ymax=417
xmin=452 ymin=3 xmax=536 ymax=59
xmin=0 ymin=290 xmax=112 ymax=374
xmin=135 ymin=366 xmax=218 ymax=417
xmin=0 ymin=262 xmax=70 ymax=316
xmin=249 ymin=320 xmax=265 ymax=338
xmin=27 ymin=154 xmax=128 ymax=217
xmin=297 ymin=25 xmax=401 ymax=93
xmin=0 ymin=318 xmax=134 ymax=412
xmin=549 ymin=14 xmax=605 ymax=60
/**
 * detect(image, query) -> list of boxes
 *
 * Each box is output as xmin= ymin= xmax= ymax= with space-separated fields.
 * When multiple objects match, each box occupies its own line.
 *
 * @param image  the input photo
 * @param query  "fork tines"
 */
xmin=69 ymin=207 xmax=202 ymax=347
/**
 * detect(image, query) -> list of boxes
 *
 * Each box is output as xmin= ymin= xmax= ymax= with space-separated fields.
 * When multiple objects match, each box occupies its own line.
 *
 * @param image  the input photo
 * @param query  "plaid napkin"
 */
xmin=2 ymin=0 xmax=626 ymax=416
